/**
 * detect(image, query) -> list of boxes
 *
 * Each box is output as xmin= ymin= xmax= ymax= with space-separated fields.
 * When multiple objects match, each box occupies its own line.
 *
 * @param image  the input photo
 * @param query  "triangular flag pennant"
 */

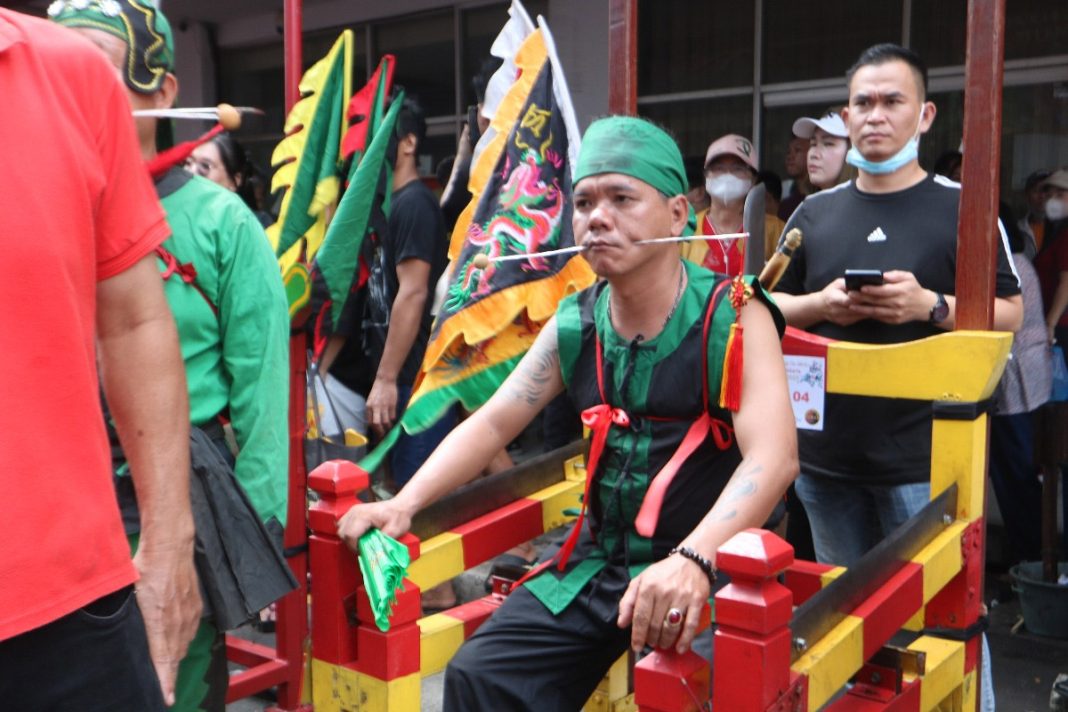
xmin=267 ymin=30 xmax=353 ymax=273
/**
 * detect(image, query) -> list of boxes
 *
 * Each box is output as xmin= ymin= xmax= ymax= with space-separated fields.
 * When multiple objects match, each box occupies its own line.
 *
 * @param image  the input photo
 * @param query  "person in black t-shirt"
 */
xmin=308 ymin=98 xmax=453 ymax=486
xmin=362 ymin=97 xmax=454 ymax=488
xmin=773 ymin=44 xmax=1023 ymax=568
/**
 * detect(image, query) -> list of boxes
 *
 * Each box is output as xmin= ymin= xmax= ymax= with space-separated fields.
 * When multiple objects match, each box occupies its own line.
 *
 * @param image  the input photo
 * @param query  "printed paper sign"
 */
xmin=784 ymin=355 xmax=826 ymax=431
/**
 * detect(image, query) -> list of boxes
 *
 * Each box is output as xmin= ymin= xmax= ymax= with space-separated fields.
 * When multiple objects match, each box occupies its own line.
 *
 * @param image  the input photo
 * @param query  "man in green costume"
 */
xmin=339 ymin=116 xmax=798 ymax=709
xmin=52 ymin=2 xmax=290 ymax=710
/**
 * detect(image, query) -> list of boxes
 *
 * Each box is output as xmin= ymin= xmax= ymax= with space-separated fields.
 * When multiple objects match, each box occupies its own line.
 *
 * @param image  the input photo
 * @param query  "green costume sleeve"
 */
xmin=216 ymin=203 xmax=291 ymax=526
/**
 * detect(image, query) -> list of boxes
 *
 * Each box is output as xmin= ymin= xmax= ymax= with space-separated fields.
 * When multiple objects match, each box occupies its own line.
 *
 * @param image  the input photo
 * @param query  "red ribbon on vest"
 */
xmin=633 ymin=412 xmax=733 ymax=537
xmin=550 ymin=402 xmax=630 ymax=570
xmin=516 ymin=280 xmax=738 ymax=587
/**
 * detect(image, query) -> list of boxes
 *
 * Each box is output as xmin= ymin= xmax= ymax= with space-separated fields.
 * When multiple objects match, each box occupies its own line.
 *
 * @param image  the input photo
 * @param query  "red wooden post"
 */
xmin=949 ymin=2 xmax=1006 ymax=705
xmin=634 ymin=646 xmax=710 ymax=712
xmin=607 ymin=0 xmax=638 ymax=115
xmin=954 ymin=0 xmax=1005 ymax=331
xmin=713 ymin=529 xmax=797 ymax=712
xmin=307 ymin=461 xmax=368 ymax=665
xmin=352 ymin=566 xmax=423 ymax=683
xmin=283 ymin=0 xmax=303 ymax=114
xmin=272 ymin=6 xmax=307 ymax=708
xmin=268 ymin=335 xmax=312 ymax=710
xmin=307 ymin=461 xmax=423 ymax=686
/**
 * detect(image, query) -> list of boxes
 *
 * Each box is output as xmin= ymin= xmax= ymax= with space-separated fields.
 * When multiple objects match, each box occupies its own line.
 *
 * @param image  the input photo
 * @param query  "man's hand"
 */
xmin=338 ymin=499 xmax=414 ymax=551
xmin=819 ymin=278 xmax=865 ymax=326
xmin=846 ymin=270 xmax=932 ymax=324
xmin=366 ymin=377 xmax=399 ymax=436
xmin=132 ymin=544 xmax=202 ymax=706
xmin=616 ymin=554 xmax=711 ymax=654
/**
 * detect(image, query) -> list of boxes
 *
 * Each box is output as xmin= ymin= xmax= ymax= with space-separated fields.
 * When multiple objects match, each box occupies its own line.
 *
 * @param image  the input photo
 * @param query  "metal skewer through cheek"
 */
xmin=131 ymin=103 xmax=260 ymax=131
xmin=470 ymin=232 xmax=749 ymax=268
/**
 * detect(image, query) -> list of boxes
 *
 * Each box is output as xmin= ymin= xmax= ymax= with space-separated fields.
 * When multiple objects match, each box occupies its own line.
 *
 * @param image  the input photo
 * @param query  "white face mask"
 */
xmin=705 ymin=174 xmax=752 ymax=204
xmin=1046 ymin=197 xmax=1068 ymax=222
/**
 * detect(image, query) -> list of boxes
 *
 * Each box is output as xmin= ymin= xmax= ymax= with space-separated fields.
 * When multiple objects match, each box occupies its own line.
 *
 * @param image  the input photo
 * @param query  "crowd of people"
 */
xmin=1 ymin=0 xmax=1065 ymax=709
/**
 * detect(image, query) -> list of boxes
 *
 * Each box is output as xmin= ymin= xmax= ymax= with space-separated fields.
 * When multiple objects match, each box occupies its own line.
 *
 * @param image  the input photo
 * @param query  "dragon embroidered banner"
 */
xmin=361 ymin=20 xmax=592 ymax=462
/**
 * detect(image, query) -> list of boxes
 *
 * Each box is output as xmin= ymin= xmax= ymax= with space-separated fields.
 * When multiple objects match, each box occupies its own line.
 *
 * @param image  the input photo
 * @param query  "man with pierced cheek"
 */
xmin=337 ymin=116 xmax=798 ymax=709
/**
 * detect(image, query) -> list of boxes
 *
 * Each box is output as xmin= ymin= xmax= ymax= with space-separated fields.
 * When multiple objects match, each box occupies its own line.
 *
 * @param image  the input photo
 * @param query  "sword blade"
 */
xmin=789 ymin=484 xmax=958 ymax=661
xmin=409 ymin=440 xmax=585 ymax=540
xmin=742 ymin=182 xmax=766 ymax=276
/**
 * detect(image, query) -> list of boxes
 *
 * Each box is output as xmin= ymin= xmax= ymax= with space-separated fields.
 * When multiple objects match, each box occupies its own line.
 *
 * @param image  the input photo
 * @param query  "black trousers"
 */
xmin=0 ymin=585 xmax=166 ymax=711
xmin=443 ymin=566 xmax=633 ymax=711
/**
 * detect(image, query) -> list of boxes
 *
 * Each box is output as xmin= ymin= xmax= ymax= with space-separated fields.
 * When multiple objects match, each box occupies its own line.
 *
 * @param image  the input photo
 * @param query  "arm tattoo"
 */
xmin=712 ymin=460 xmax=762 ymax=520
xmin=725 ymin=478 xmax=757 ymax=504
xmin=504 ymin=343 xmax=559 ymax=406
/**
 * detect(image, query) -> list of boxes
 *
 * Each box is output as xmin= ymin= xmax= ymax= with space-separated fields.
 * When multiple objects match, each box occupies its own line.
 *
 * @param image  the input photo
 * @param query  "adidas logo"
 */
xmin=866 ymin=227 xmax=888 ymax=243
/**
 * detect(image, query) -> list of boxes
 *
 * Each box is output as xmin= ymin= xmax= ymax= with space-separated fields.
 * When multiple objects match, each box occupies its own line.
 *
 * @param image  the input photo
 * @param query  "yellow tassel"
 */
xmin=719 ymin=322 xmax=744 ymax=411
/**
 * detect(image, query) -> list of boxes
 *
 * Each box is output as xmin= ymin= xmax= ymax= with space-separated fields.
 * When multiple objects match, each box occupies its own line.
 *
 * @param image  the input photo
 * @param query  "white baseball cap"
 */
xmin=792 ymin=110 xmax=848 ymax=139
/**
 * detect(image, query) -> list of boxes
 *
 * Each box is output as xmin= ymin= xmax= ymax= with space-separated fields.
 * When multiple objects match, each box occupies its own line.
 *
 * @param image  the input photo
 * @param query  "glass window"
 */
xmin=638 ymin=0 xmax=754 ymax=95
xmin=217 ymin=28 xmax=369 ymax=174
xmin=1000 ymin=83 xmax=1068 ymax=206
xmin=909 ymin=0 xmax=966 ymax=69
xmin=762 ymin=0 xmax=902 ymax=85
xmin=461 ymin=1 xmax=549 ymax=109
xmin=919 ymin=89 xmax=964 ymax=177
xmin=642 ymin=96 xmax=753 ymax=183
xmin=1005 ymin=0 xmax=1068 ymax=61
xmin=896 ymin=84 xmax=1068 ymax=215
xmin=218 ymin=43 xmax=286 ymax=175
xmin=374 ymin=10 xmax=456 ymax=118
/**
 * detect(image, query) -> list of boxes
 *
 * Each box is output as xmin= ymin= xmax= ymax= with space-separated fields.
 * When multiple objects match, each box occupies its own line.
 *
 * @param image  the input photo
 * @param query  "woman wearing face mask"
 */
xmin=792 ymin=108 xmax=857 ymax=192
xmin=680 ymin=133 xmax=785 ymax=273
xmin=1034 ymin=169 xmax=1068 ymax=347
xmin=187 ymin=133 xmax=272 ymax=227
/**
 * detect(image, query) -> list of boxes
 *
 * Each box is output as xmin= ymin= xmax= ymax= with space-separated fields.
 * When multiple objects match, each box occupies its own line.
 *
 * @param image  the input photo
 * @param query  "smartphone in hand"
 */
xmin=844 ymin=269 xmax=884 ymax=291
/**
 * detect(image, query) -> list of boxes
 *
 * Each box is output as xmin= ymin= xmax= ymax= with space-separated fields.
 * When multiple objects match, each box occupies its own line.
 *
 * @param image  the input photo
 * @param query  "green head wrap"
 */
xmin=575 ymin=116 xmax=689 ymax=197
xmin=574 ymin=116 xmax=695 ymax=234
xmin=50 ymin=0 xmax=175 ymax=95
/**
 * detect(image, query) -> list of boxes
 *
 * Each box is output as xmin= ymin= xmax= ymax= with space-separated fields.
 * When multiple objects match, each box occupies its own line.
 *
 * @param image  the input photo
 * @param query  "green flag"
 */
xmin=315 ymin=90 xmax=405 ymax=329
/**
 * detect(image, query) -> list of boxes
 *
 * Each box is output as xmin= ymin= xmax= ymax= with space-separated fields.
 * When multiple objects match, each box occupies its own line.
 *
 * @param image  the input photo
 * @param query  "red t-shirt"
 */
xmin=0 ymin=12 xmax=169 ymax=640
xmin=1035 ymin=226 xmax=1068 ymax=328
xmin=698 ymin=213 xmax=745 ymax=276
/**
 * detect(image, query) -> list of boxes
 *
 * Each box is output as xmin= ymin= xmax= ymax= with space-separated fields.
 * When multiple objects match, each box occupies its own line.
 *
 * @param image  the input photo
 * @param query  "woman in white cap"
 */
xmin=793 ymin=108 xmax=857 ymax=192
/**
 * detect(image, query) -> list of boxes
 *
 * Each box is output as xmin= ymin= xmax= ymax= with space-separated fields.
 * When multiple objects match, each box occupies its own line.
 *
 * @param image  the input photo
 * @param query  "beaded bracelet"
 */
xmin=669 ymin=546 xmax=717 ymax=588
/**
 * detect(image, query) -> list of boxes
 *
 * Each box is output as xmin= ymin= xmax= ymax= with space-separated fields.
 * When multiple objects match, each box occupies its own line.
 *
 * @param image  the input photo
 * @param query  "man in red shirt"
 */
xmin=0 ymin=8 xmax=200 ymax=709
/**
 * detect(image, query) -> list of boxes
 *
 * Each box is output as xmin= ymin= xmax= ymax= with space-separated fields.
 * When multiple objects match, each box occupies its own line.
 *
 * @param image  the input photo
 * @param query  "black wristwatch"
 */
xmin=929 ymin=292 xmax=949 ymax=324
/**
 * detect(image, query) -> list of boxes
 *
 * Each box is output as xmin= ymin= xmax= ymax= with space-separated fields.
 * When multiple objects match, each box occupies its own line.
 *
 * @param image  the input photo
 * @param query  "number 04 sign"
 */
xmin=783 ymin=355 xmax=826 ymax=431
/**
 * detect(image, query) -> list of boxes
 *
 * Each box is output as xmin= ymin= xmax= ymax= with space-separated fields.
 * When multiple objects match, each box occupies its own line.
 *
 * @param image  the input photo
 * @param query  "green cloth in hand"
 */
xmin=357 ymin=529 xmax=411 ymax=632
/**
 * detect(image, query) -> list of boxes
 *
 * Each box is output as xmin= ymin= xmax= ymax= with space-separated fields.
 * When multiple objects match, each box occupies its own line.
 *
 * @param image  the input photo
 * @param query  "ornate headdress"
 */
xmin=50 ymin=0 xmax=174 ymax=95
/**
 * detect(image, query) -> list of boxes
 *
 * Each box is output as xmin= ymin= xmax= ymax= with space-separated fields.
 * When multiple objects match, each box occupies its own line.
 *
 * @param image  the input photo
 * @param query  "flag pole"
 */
xmin=277 ymin=0 xmax=310 ymax=708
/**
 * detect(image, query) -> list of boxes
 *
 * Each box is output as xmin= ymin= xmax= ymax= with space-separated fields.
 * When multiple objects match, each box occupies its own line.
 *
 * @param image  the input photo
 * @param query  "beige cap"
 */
xmin=704 ymin=134 xmax=758 ymax=172
xmin=1043 ymin=169 xmax=1068 ymax=191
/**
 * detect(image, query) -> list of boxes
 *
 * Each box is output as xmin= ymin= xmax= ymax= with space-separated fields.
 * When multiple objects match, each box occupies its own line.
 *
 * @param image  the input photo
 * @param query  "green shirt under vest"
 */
xmin=525 ymin=261 xmax=782 ymax=614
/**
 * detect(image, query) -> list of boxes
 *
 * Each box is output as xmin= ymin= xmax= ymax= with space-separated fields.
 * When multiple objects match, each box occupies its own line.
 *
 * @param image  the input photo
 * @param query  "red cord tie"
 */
xmin=551 ymin=404 xmax=631 ymax=571
xmin=634 ymin=413 xmax=733 ymax=537
xmin=155 ymin=246 xmax=198 ymax=284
